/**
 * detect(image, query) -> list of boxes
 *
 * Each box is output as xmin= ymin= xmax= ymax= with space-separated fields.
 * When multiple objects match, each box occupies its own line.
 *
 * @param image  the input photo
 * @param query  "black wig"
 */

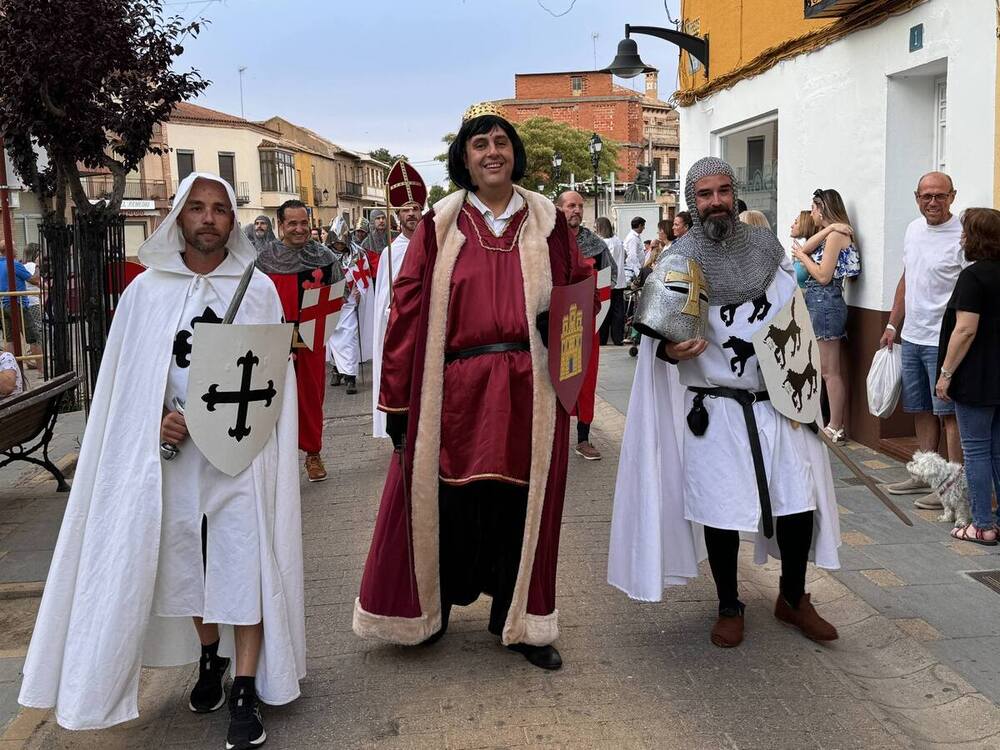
xmin=447 ymin=115 xmax=527 ymax=192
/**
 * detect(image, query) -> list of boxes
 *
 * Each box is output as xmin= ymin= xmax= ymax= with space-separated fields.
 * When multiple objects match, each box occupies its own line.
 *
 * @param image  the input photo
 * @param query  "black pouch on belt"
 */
xmin=687 ymin=392 xmax=709 ymax=436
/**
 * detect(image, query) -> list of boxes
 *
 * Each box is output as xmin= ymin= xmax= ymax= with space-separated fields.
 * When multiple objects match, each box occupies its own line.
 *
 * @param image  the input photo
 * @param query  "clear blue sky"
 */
xmin=174 ymin=0 xmax=681 ymax=187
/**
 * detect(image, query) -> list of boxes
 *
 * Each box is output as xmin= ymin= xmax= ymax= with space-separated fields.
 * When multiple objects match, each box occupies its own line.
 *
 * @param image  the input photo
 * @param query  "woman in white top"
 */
xmin=0 ymin=347 xmax=24 ymax=403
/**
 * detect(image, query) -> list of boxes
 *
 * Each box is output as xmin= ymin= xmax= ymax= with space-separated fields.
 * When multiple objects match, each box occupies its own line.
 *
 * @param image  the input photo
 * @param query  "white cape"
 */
xmin=608 ymin=279 xmax=841 ymax=602
xmin=18 ymin=173 xmax=306 ymax=730
xmin=371 ymin=234 xmax=410 ymax=438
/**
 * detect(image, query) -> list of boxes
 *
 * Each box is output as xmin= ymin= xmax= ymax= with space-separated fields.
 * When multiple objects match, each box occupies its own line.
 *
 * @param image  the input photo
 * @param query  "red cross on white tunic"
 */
xmin=348 ymin=254 xmax=373 ymax=292
xmin=594 ymin=265 xmax=613 ymax=333
xmin=298 ymin=280 xmax=346 ymax=351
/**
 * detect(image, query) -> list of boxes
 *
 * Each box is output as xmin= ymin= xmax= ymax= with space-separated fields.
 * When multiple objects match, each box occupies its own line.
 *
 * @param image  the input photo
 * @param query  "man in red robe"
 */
xmin=353 ymin=104 xmax=594 ymax=670
xmin=255 ymin=199 xmax=336 ymax=482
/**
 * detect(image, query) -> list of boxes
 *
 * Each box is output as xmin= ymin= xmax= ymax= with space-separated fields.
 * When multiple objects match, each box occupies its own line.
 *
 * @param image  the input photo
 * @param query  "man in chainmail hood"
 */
xmin=244 ymin=214 xmax=276 ymax=252
xmin=362 ymin=209 xmax=388 ymax=254
xmin=608 ymin=156 xmax=842 ymax=650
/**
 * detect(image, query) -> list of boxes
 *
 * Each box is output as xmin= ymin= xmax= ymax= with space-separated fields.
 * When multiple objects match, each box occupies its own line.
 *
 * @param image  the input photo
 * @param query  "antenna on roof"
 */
xmin=592 ymin=32 xmax=599 ymax=70
xmin=238 ymin=66 xmax=247 ymax=118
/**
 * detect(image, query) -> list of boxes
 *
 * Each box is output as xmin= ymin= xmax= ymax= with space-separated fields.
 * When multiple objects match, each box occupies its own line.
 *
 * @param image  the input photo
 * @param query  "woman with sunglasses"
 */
xmin=791 ymin=188 xmax=861 ymax=443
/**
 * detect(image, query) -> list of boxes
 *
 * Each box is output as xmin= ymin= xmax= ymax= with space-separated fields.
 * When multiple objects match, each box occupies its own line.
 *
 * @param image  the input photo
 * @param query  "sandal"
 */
xmin=823 ymin=426 xmax=846 ymax=444
xmin=950 ymin=524 xmax=998 ymax=547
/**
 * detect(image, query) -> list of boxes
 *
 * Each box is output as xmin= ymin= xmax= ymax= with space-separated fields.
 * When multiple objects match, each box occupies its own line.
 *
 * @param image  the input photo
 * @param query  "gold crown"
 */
xmin=462 ymin=101 xmax=506 ymax=123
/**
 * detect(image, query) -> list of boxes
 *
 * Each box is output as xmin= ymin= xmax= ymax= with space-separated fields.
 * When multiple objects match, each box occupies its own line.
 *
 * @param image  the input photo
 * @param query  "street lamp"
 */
xmin=602 ymin=24 xmax=709 ymax=79
xmin=322 ymin=188 xmax=330 ymax=204
xmin=589 ymin=134 xmax=602 ymax=222
xmin=551 ymin=151 xmax=562 ymax=191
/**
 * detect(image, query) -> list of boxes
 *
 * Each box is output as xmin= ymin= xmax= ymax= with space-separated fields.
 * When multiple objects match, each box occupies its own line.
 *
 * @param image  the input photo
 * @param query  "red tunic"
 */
xmin=267 ymin=265 xmax=334 ymax=454
xmin=439 ymin=205 xmax=533 ymax=484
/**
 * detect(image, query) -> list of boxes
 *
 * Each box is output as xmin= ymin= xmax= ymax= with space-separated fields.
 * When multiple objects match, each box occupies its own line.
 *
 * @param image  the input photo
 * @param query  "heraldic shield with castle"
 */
xmin=547 ymin=276 xmax=595 ymax=412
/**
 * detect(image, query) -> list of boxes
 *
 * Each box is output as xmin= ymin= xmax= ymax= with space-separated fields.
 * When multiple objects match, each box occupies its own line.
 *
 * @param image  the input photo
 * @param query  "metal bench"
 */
xmin=0 ymin=372 xmax=80 ymax=492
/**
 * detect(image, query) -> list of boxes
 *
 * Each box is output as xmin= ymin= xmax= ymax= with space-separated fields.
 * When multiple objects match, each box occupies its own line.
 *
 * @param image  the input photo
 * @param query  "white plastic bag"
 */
xmin=866 ymin=345 xmax=902 ymax=418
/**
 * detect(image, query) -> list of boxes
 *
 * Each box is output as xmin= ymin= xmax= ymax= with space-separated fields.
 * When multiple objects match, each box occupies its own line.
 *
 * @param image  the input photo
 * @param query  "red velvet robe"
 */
xmin=381 ymin=204 xmax=535 ymax=485
xmin=355 ymin=189 xmax=594 ymax=646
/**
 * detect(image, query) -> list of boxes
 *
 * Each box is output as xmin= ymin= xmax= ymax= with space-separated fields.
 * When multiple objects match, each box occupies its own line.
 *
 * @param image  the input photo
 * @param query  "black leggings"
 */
xmin=703 ymin=510 xmax=814 ymax=610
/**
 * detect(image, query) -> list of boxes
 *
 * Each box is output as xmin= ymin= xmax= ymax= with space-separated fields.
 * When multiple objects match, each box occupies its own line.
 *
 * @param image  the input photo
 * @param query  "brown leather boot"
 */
xmin=710 ymin=604 xmax=745 ymax=648
xmin=774 ymin=593 xmax=838 ymax=642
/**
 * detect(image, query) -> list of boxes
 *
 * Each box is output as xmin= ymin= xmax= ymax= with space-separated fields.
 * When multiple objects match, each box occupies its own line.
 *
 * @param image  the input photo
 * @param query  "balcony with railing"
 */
xmin=339 ymin=181 xmax=362 ymax=199
xmin=82 ymin=176 xmax=169 ymax=201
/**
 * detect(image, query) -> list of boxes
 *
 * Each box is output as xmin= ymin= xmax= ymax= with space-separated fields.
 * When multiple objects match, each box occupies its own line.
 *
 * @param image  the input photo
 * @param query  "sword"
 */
xmin=160 ymin=260 xmax=257 ymax=460
xmin=813 ymin=426 xmax=913 ymax=527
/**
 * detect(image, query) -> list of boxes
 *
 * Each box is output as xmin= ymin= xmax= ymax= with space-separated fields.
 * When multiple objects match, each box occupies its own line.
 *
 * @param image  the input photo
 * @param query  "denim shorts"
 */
xmin=901 ymin=340 xmax=955 ymax=415
xmin=803 ymin=280 xmax=847 ymax=341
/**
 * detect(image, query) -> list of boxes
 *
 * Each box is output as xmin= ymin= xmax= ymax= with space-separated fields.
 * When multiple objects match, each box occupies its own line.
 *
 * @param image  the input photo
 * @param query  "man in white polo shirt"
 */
xmin=880 ymin=172 xmax=965 ymax=507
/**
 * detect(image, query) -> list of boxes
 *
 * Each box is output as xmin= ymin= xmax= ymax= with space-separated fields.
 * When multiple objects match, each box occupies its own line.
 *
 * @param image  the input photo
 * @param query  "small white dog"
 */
xmin=905 ymin=451 xmax=971 ymax=526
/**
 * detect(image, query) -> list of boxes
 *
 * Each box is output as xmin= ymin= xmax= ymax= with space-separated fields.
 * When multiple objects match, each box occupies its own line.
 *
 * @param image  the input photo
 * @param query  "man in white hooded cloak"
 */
xmin=18 ymin=173 xmax=305 ymax=750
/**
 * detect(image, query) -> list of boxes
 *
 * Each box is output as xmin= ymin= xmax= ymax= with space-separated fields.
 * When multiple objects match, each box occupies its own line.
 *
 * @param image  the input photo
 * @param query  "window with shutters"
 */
xmin=176 ymin=150 xmax=195 ymax=181
xmin=218 ymin=153 xmax=236 ymax=188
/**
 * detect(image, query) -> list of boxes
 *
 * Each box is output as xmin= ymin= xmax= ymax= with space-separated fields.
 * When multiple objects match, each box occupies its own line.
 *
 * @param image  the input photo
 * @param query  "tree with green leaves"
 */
xmin=516 ymin=118 xmax=618 ymax=195
xmin=369 ymin=147 xmax=408 ymax=166
xmin=0 ymin=0 xmax=209 ymax=223
xmin=434 ymin=118 xmax=618 ymax=195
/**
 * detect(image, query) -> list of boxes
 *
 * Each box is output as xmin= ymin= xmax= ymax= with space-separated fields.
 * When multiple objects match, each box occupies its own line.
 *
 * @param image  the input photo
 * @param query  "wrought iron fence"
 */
xmin=39 ymin=214 xmax=127 ymax=412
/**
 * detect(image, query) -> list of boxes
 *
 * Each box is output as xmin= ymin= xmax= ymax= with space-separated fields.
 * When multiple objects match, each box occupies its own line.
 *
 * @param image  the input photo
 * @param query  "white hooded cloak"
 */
xmin=18 ymin=173 xmax=306 ymax=730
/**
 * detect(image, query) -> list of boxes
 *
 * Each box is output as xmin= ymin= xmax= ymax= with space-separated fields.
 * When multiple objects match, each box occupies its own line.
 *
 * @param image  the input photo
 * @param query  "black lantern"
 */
xmin=552 ymin=151 xmax=562 ymax=185
xmin=589 ymin=134 xmax=603 ymax=221
xmin=603 ymin=24 xmax=709 ymax=79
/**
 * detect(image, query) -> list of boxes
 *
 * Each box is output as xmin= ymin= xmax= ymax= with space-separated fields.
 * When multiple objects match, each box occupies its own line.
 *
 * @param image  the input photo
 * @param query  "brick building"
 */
xmin=496 ymin=70 xmax=680 ymax=215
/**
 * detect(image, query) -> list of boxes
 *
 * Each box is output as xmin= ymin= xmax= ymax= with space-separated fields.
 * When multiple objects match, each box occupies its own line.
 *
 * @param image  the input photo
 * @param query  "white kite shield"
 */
xmin=752 ymin=288 xmax=821 ymax=424
xmin=594 ymin=265 xmax=612 ymax=332
xmin=186 ymin=322 xmax=294 ymax=476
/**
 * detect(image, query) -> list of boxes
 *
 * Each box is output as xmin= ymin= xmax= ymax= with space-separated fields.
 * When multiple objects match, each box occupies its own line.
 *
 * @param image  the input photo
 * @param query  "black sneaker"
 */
xmin=226 ymin=687 xmax=266 ymax=749
xmin=189 ymin=653 xmax=230 ymax=713
xmin=345 ymin=376 xmax=357 ymax=395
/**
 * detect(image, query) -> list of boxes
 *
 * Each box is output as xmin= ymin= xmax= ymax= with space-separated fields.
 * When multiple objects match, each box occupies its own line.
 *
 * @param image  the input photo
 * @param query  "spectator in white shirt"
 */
xmin=881 ymin=172 xmax=965 ymax=505
xmin=623 ymin=217 xmax=645 ymax=284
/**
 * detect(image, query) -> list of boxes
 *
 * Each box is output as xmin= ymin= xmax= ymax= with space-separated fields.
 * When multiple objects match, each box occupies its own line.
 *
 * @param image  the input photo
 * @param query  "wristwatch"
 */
xmin=941 ymin=368 xmax=953 ymax=379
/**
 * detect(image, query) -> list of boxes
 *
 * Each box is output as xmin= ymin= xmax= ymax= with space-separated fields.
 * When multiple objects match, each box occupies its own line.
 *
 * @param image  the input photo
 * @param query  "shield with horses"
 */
xmin=751 ymin=288 xmax=821 ymax=424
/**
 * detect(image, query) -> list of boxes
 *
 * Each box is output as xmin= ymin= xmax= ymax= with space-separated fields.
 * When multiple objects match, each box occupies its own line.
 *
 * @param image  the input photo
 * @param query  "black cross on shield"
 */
xmin=184 ymin=322 xmax=294 ymax=476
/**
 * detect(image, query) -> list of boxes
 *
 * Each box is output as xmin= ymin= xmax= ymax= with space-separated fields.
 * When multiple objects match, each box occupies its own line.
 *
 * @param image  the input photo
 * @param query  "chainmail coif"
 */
xmin=668 ymin=156 xmax=784 ymax=306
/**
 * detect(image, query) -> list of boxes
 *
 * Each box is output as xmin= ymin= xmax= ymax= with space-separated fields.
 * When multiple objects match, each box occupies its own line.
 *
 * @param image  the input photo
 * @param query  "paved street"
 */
xmin=2 ymin=350 xmax=1000 ymax=748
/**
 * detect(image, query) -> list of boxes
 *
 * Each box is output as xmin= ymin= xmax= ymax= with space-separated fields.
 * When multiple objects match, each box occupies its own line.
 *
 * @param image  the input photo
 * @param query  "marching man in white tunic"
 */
xmin=19 ymin=173 xmax=305 ymax=750
xmin=326 ymin=217 xmax=377 ymax=394
xmin=372 ymin=161 xmax=427 ymax=438
xmin=609 ymin=157 xmax=841 ymax=649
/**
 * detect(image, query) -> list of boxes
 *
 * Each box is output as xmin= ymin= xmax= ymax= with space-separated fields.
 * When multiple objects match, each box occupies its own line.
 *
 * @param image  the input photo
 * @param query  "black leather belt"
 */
xmin=688 ymin=386 xmax=774 ymax=538
xmin=444 ymin=341 xmax=530 ymax=363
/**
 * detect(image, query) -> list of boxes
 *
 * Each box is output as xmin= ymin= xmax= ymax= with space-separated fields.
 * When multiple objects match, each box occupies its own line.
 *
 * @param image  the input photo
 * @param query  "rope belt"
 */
xmin=444 ymin=341 xmax=530 ymax=363
xmin=688 ymin=386 xmax=774 ymax=538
